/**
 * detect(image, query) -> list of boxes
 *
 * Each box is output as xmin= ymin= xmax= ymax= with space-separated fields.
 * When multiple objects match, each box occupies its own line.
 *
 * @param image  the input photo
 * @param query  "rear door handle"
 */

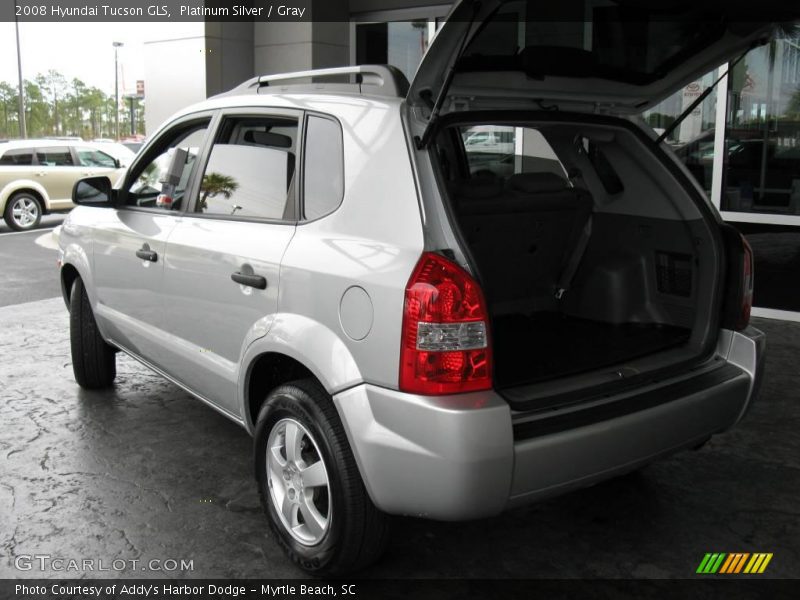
xmin=231 ymin=271 xmax=267 ymax=289
xmin=136 ymin=247 xmax=158 ymax=262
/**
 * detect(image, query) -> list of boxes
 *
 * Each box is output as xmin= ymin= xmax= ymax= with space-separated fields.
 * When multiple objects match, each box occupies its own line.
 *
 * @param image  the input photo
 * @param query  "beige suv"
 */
xmin=0 ymin=139 xmax=124 ymax=231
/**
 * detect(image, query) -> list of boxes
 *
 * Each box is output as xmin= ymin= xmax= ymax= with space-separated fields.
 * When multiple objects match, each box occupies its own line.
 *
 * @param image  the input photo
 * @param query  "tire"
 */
xmin=4 ymin=192 xmax=42 ymax=231
xmin=254 ymin=379 xmax=389 ymax=575
xmin=69 ymin=278 xmax=116 ymax=389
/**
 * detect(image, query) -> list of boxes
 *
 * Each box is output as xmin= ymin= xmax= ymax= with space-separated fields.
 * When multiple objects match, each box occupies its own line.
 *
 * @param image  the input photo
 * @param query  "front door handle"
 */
xmin=231 ymin=271 xmax=267 ymax=289
xmin=136 ymin=247 xmax=158 ymax=262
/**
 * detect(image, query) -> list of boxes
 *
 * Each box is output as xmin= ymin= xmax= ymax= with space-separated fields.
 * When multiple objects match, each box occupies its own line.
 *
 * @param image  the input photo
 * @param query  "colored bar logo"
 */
xmin=696 ymin=553 xmax=773 ymax=574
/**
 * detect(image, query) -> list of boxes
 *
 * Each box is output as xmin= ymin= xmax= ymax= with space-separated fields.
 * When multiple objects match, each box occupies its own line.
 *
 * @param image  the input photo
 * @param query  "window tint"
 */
xmin=0 ymin=148 xmax=34 ymax=165
xmin=196 ymin=116 xmax=298 ymax=220
xmin=127 ymin=121 xmax=210 ymax=211
xmin=36 ymin=147 xmax=73 ymax=166
xmin=303 ymin=116 xmax=344 ymax=220
xmin=77 ymin=147 xmax=117 ymax=168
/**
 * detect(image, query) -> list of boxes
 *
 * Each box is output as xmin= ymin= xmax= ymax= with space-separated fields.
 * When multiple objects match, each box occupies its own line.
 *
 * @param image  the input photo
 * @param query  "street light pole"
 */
xmin=113 ymin=41 xmax=123 ymax=140
xmin=14 ymin=1 xmax=27 ymax=138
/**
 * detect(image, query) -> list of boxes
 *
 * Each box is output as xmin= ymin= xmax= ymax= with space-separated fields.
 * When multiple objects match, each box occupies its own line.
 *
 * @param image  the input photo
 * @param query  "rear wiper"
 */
xmin=415 ymin=1 xmax=481 ymax=150
xmin=656 ymin=50 xmax=748 ymax=145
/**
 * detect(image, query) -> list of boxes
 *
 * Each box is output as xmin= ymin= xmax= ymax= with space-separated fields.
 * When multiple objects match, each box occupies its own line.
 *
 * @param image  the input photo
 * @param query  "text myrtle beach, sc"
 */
xmin=23 ymin=4 xmax=307 ymax=19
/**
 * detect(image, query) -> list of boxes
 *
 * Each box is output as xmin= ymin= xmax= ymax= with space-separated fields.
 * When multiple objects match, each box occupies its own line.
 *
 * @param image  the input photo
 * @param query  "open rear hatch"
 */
xmin=407 ymin=1 xmax=794 ymax=410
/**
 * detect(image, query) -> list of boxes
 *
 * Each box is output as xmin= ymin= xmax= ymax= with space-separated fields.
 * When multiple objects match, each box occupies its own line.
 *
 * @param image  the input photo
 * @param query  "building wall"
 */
xmin=143 ymin=24 xmax=206 ymax=134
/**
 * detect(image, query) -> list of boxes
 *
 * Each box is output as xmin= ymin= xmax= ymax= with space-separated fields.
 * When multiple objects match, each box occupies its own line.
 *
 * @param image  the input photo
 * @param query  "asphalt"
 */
xmin=0 ymin=214 xmax=65 ymax=307
xmin=0 ymin=297 xmax=798 ymax=580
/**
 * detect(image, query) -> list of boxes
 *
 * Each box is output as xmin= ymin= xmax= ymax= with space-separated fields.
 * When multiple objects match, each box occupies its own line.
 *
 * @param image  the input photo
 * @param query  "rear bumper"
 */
xmin=334 ymin=327 xmax=764 ymax=520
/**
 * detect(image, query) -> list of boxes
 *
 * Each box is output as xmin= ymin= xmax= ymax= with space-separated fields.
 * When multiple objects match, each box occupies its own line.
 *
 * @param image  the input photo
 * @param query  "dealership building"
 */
xmin=144 ymin=0 xmax=800 ymax=319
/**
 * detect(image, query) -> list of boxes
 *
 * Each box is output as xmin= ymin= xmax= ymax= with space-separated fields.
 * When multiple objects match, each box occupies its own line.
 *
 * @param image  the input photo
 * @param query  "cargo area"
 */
xmin=435 ymin=117 xmax=720 ymax=406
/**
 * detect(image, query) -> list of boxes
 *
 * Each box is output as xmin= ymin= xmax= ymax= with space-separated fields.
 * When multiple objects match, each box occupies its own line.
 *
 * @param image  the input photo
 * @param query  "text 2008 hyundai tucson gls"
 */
xmin=58 ymin=0 xmax=787 ymax=574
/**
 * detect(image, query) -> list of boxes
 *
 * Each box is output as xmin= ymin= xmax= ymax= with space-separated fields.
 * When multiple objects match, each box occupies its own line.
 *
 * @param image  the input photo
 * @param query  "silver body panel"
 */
xmin=59 ymin=84 xmax=766 ymax=521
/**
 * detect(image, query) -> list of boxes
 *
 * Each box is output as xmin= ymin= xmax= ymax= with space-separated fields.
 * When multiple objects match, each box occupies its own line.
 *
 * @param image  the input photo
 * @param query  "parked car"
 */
xmin=675 ymin=128 xmax=800 ymax=213
xmin=0 ymin=139 xmax=124 ymax=231
xmin=59 ymin=0 xmax=778 ymax=574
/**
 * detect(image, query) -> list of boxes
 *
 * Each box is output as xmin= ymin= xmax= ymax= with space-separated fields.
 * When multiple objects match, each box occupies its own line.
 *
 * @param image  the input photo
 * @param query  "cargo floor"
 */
xmin=492 ymin=312 xmax=691 ymax=387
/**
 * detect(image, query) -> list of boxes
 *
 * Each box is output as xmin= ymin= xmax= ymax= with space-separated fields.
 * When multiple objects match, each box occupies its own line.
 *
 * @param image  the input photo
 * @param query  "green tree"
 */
xmin=0 ymin=81 xmax=18 ymax=138
xmin=199 ymin=173 xmax=239 ymax=212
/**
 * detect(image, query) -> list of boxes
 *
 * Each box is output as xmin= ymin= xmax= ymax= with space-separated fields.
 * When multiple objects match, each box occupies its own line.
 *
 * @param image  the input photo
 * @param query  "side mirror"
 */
xmin=113 ymin=158 xmax=121 ymax=169
xmin=73 ymin=176 xmax=114 ymax=206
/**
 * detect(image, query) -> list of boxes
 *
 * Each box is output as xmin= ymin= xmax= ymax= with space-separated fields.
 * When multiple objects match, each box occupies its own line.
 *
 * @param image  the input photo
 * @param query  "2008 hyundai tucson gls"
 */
xmin=58 ymin=0 xmax=786 ymax=574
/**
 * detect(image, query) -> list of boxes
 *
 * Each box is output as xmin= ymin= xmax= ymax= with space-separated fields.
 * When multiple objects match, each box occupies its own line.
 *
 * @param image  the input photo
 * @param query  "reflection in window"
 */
xmin=197 ymin=117 xmax=298 ymax=220
xmin=723 ymin=31 xmax=800 ymax=215
xmin=77 ymin=147 xmax=117 ymax=168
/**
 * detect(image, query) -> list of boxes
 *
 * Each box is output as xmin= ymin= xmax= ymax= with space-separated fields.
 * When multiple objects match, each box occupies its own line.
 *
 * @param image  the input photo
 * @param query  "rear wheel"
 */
xmin=4 ymin=192 xmax=42 ymax=231
xmin=70 ymin=278 xmax=116 ymax=389
xmin=254 ymin=379 xmax=389 ymax=574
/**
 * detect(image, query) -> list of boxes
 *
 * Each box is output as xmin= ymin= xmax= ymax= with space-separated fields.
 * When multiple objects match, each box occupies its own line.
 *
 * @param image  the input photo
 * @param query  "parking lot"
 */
xmin=0 ymin=230 xmax=798 ymax=579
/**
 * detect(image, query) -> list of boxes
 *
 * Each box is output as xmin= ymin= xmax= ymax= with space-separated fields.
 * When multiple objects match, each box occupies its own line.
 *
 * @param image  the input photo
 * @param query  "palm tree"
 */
xmin=199 ymin=172 xmax=239 ymax=212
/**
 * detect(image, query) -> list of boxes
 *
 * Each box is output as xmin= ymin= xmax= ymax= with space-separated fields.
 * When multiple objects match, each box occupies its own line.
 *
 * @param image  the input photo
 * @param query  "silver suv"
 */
xmin=59 ymin=1 xmax=775 ymax=574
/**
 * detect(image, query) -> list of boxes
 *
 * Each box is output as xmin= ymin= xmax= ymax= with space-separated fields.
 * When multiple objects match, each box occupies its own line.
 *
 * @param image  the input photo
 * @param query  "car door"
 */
xmin=157 ymin=109 xmax=301 ymax=417
xmin=33 ymin=145 xmax=76 ymax=210
xmin=91 ymin=115 xmax=213 ymax=366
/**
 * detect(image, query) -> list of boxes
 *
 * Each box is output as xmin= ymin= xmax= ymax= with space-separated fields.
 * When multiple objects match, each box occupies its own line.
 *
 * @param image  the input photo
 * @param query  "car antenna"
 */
xmin=415 ymin=1 xmax=482 ymax=150
xmin=655 ymin=49 xmax=749 ymax=145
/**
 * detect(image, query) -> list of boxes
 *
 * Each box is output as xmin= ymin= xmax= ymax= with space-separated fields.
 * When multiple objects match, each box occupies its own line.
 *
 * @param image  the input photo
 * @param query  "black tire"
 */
xmin=70 ymin=278 xmax=116 ymax=389
xmin=254 ymin=379 xmax=389 ymax=575
xmin=3 ymin=192 xmax=42 ymax=231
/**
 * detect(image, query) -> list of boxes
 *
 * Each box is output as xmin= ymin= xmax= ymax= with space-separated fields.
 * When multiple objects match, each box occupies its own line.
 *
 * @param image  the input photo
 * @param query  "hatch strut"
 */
xmin=656 ymin=50 xmax=748 ymax=145
xmin=415 ymin=1 xmax=481 ymax=150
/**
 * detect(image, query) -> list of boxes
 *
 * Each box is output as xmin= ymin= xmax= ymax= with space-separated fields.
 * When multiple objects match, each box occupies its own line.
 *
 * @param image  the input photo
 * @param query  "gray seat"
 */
xmin=454 ymin=172 xmax=593 ymax=310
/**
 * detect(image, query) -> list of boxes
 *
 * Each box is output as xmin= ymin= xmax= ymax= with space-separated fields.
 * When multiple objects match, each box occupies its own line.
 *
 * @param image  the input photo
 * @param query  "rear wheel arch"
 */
xmin=245 ymin=352 xmax=317 ymax=432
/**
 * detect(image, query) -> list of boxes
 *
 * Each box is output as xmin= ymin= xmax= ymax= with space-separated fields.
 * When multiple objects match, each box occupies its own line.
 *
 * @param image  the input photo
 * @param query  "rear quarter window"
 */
xmin=302 ymin=115 xmax=344 ymax=220
xmin=0 ymin=148 xmax=34 ymax=165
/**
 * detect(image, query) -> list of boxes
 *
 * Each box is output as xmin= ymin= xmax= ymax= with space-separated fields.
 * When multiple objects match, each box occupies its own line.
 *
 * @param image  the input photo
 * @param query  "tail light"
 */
xmin=399 ymin=252 xmax=492 ymax=395
xmin=739 ymin=237 xmax=754 ymax=329
xmin=720 ymin=226 xmax=754 ymax=331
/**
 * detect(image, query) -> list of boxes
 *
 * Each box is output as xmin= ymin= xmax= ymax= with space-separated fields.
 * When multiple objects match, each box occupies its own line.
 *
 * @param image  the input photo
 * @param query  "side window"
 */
xmin=459 ymin=126 xmax=564 ymax=180
xmin=0 ymin=148 xmax=34 ymax=165
xmin=35 ymin=147 xmax=74 ymax=166
xmin=196 ymin=116 xmax=298 ymax=220
xmin=126 ymin=120 xmax=210 ymax=210
xmin=303 ymin=115 xmax=344 ymax=220
xmin=77 ymin=147 xmax=117 ymax=168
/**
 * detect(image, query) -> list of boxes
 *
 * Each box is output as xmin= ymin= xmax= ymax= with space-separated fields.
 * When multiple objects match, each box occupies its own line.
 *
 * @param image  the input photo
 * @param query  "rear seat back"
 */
xmin=453 ymin=172 xmax=593 ymax=309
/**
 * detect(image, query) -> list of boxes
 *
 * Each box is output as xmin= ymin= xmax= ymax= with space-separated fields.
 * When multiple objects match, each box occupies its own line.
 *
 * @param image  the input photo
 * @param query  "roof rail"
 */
xmin=221 ymin=65 xmax=410 ymax=99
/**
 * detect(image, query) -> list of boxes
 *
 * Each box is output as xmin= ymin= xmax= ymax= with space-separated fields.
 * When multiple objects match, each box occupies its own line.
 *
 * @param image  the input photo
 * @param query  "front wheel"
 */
xmin=69 ymin=278 xmax=116 ymax=389
xmin=4 ymin=192 xmax=42 ymax=231
xmin=254 ymin=379 xmax=389 ymax=575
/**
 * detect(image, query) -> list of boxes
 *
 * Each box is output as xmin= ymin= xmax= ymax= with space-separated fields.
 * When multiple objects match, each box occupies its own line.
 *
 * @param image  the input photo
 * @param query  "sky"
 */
xmin=0 ymin=21 xmax=200 ymax=96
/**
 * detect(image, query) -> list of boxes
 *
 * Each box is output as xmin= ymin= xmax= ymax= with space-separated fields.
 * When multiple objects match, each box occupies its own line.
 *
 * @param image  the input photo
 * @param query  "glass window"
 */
xmin=126 ymin=120 xmax=210 ymax=210
xmin=196 ymin=116 xmax=298 ymax=220
xmin=722 ymin=33 xmax=800 ymax=215
xmin=0 ymin=148 xmax=33 ymax=165
xmin=459 ymin=126 xmax=564 ymax=179
xmin=303 ymin=116 xmax=343 ymax=220
xmin=76 ymin=147 xmax=117 ymax=168
xmin=35 ymin=147 xmax=73 ymax=166
xmin=643 ymin=70 xmax=719 ymax=194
